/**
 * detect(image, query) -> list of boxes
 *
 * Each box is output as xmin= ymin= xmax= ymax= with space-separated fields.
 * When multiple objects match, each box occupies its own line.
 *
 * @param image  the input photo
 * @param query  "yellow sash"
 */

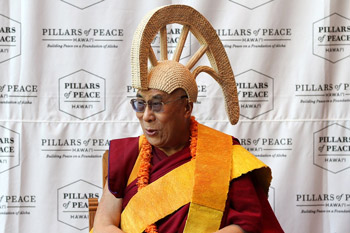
xmin=121 ymin=123 xmax=271 ymax=233
xmin=183 ymin=123 xmax=232 ymax=233
xmin=121 ymin=160 xmax=195 ymax=232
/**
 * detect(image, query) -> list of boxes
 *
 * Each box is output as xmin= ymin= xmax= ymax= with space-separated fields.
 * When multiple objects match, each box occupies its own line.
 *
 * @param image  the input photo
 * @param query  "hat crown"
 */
xmin=148 ymin=60 xmax=198 ymax=102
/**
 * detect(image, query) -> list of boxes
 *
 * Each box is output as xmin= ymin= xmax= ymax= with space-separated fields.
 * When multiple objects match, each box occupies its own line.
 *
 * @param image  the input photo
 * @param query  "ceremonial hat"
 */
xmin=131 ymin=5 xmax=240 ymax=124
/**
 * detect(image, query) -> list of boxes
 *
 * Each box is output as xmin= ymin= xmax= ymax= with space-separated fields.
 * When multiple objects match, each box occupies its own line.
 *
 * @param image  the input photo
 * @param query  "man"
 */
xmin=93 ymin=4 xmax=284 ymax=233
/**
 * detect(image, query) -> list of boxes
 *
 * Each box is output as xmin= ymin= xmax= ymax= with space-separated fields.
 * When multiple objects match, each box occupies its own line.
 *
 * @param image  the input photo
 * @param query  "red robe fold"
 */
xmin=108 ymin=137 xmax=284 ymax=233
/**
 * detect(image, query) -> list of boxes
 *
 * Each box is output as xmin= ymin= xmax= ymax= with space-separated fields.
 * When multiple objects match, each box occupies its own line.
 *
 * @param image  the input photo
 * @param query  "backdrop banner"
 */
xmin=1 ymin=0 xmax=349 ymax=232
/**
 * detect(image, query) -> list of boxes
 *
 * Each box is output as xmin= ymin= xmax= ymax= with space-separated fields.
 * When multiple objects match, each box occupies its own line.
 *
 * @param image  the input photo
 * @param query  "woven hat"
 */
xmin=131 ymin=4 xmax=240 ymax=125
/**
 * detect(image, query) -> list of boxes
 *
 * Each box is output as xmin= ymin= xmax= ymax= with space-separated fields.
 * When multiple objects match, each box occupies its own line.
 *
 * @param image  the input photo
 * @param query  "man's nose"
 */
xmin=142 ymin=104 xmax=155 ymax=122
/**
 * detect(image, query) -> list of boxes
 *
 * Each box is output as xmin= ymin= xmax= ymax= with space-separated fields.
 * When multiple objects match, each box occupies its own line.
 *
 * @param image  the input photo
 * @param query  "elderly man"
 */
xmin=93 ymin=4 xmax=284 ymax=233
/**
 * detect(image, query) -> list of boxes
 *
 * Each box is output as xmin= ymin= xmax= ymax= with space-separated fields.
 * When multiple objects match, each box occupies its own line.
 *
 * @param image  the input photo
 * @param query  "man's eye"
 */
xmin=135 ymin=100 xmax=146 ymax=108
xmin=152 ymin=102 xmax=162 ymax=106
xmin=136 ymin=100 xmax=145 ymax=104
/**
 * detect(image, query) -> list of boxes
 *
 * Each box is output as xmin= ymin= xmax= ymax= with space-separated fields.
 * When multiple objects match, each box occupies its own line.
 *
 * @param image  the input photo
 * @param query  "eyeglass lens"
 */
xmin=131 ymin=99 xmax=163 ymax=112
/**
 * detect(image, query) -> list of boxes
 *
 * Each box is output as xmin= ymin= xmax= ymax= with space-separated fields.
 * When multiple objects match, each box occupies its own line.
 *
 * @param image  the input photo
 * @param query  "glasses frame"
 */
xmin=130 ymin=95 xmax=188 ymax=113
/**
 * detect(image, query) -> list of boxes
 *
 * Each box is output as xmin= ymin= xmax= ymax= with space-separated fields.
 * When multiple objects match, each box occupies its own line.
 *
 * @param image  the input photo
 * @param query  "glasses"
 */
xmin=130 ymin=95 xmax=187 ymax=113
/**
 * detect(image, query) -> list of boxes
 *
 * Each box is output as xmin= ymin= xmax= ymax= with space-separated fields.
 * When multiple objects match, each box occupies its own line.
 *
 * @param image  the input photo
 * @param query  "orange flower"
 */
xmin=189 ymin=116 xmax=198 ymax=160
xmin=136 ymin=137 xmax=152 ymax=190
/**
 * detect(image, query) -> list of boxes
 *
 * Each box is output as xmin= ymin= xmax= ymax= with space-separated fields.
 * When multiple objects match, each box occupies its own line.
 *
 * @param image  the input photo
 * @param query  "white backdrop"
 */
xmin=1 ymin=0 xmax=350 ymax=232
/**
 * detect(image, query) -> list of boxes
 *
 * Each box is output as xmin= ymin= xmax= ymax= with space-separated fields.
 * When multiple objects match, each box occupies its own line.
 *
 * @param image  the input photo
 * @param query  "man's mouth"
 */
xmin=145 ymin=128 xmax=157 ymax=136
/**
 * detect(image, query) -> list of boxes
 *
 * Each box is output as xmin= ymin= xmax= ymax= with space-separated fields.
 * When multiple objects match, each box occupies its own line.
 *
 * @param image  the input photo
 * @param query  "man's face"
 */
xmin=135 ymin=89 xmax=191 ymax=154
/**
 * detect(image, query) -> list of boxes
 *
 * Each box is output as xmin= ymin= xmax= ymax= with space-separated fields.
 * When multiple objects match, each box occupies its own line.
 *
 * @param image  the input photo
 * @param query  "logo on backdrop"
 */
xmin=41 ymin=137 xmax=109 ymax=159
xmin=151 ymin=24 xmax=192 ymax=60
xmin=58 ymin=69 xmax=106 ymax=120
xmin=216 ymin=26 xmax=292 ymax=50
xmin=0 ymin=84 xmax=38 ymax=105
xmin=240 ymin=136 xmax=292 ymax=159
xmin=60 ymin=0 xmax=105 ymax=10
xmin=313 ymin=123 xmax=350 ymax=173
xmin=57 ymin=180 xmax=102 ymax=230
xmin=0 ymin=14 xmax=21 ymax=64
xmin=295 ymin=82 xmax=350 ymax=105
xmin=227 ymin=0 xmax=274 ymax=10
xmin=313 ymin=13 xmax=350 ymax=63
xmin=0 ymin=125 xmax=20 ymax=174
xmin=42 ymin=27 xmax=123 ymax=50
xmin=296 ymin=192 xmax=350 ymax=214
xmin=0 ymin=194 xmax=36 ymax=216
xmin=235 ymin=69 xmax=274 ymax=119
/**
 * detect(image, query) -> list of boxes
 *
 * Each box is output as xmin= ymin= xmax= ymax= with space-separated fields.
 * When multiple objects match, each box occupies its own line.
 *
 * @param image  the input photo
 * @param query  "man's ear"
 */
xmin=184 ymin=101 xmax=193 ymax=118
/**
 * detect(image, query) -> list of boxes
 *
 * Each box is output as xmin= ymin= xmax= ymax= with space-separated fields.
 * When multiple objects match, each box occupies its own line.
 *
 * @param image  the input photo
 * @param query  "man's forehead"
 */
xmin=137 ymin=88 xmax=186 ymax=99
xmin=136 ymin=89 xmax=169 ymax=99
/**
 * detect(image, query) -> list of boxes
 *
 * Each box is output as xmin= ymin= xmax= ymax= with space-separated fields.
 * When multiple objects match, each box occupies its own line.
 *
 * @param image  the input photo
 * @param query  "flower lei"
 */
xmin=136 ymin=116 xmax=198 ymax=233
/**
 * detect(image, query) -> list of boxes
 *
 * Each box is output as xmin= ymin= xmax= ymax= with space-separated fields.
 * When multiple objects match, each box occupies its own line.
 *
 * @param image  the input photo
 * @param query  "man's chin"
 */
xmin=144 ymin=136 xmax=159 ymax=147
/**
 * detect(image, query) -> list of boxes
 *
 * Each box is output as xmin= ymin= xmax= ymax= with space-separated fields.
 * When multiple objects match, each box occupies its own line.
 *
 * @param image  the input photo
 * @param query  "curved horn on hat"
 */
xmin=131 ymin=4 xmax=240 ymax=125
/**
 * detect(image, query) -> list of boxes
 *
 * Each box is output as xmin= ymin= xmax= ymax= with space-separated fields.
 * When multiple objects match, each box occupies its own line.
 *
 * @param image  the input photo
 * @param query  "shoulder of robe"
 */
xmin=231 ymin=144 xmax=272 ymax=196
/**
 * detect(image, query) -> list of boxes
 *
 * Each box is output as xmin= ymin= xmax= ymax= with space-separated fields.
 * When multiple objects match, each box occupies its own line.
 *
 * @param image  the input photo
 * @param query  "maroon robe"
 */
xmin=108 ymin=137 xmax=284 ymax=233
